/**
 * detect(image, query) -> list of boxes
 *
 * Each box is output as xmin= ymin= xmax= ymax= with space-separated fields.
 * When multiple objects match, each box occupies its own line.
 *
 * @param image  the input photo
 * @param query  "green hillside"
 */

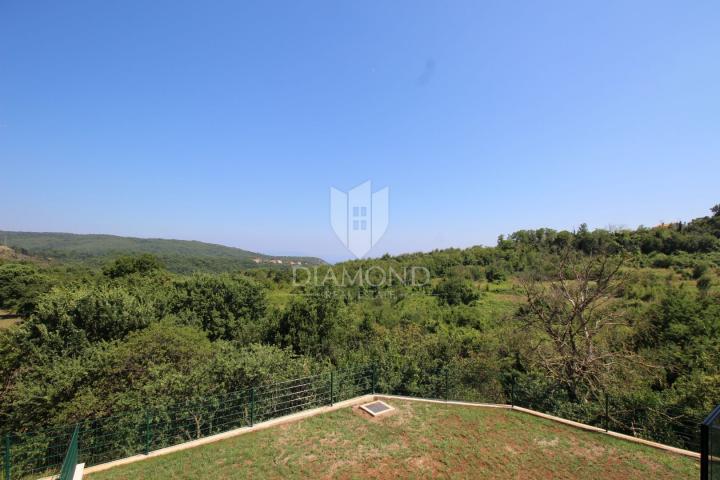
xmin=0 ymin=231 xmax=325 ymax=273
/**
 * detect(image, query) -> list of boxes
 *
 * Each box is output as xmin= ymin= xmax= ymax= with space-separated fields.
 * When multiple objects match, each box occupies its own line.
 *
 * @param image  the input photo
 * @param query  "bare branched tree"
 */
xmin=519 ymin=249 xmax=627 ymax=401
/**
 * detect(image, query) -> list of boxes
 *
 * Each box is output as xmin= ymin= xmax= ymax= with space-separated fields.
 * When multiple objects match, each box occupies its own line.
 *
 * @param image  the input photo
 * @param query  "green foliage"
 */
xmin=636 ymin=287 xmax=720 ymax=383
xmin=484 ymin=263 xmax=507 ymax=282
xmin=169 ymin=274 xmax=267 ymax=342
xmin=0 ymin=230 xmax=325 ymax=273
xmin=433 ymin=277 xmax=480 ymax=306
xmin=692 ymin=262 xmax=709 ymax=279
xmin=2 ymin=203 xmax=720 ymax=459
xmin=0 ymin=263 xmax=51 ymax=315
xmin=31 ymin=283 xmax=158 ymax=345
xmin=102 ymin=254 xmax=163 ymax=278
xmin=697 ymin=274 xmax=712 ymax=293
xmin=275 ymin=286 xmax=344 ymax=359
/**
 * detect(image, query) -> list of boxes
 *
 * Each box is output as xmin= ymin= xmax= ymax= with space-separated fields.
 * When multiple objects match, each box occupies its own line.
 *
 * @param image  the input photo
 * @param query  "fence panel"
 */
xmin=253 ymin=372 xmax=331 ymax=423
xmin=5 ymin=366 xmax=371 ymax=479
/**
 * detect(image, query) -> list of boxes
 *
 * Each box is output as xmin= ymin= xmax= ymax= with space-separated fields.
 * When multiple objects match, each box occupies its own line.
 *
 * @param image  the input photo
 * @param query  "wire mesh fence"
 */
xmin=1 ymin=361 xmax=706 ymax=479
xmin=2 ymin=365 xmax=374 ymax=480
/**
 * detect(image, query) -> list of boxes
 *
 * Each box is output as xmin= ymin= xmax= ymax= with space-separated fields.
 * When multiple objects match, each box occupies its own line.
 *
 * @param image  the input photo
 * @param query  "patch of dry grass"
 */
xmin=0 ymin=309 xmax=22 ymax=329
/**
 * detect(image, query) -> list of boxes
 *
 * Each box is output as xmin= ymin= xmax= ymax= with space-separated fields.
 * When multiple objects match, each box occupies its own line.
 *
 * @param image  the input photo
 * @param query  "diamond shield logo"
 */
xmin=330 ymin=181 xmax=389 ymax=258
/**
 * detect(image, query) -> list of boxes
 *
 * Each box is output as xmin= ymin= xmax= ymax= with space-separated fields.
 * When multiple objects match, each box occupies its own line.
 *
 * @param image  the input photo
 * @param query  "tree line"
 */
xmin=0 ymin=204 xmax=718 ymax=451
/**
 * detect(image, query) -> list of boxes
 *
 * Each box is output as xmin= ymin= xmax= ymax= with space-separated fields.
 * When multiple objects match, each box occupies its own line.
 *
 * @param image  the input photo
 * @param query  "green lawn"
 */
xmin=89 ymin=400 xmax=698 ymax=480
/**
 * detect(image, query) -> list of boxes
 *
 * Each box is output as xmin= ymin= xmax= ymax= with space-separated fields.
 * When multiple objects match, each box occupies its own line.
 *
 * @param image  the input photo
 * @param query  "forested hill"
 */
xmin=0 ymin=231 xmax=325 ymax=273
xmin=0 ymin=204 xmax=718 ymax=459
xmin=335 ymin=204 xmax=720 ymax=277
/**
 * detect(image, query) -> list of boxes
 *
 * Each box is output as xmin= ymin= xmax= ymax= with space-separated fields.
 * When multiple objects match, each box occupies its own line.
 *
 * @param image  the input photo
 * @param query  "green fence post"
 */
xmin=371 ymin=363 xmax=377 ymax=395
xmin=249 ymin=388 xmax=255 ymax=427
xmin=77 ymin=423 xmax=81 ymax=468
xmin=3 ymin=434 xmax=10 ymax=480
xmin=445 ymin=369 xmax=449 ymax=402
xmin=144 ymin=412 xmax=152 ymax=455
xmin=330 ymin=370 xmax=334 ymax=406
xmin=604 ymin=393 xmax=609 ymax=432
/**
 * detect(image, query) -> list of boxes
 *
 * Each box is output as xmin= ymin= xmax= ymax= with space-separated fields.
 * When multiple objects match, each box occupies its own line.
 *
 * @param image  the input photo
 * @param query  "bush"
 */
xmin=0 ymin=263 xmax=51 ymax=316
xmin=102 ymin=254 xmax=163 ymax=278
xmin=169 ymin=274 xmax=267 ymax=343
xmin=433 ymin=277 xmax=480 ymax=306
xmin=697 ymin=275 xmax=712 ymax=293
xmin=692 ymin=263 xmax=709 ymax=279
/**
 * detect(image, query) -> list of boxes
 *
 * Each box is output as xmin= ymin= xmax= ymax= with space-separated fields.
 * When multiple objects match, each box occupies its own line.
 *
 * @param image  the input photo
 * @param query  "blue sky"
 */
xmin=1 ymin=1 xmax=718 ymax=262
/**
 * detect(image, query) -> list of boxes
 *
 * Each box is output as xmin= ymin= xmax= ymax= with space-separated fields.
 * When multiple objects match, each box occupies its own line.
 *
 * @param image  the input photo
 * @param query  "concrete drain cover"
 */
xmin=360 ymin=400 xmax=394 ymax=417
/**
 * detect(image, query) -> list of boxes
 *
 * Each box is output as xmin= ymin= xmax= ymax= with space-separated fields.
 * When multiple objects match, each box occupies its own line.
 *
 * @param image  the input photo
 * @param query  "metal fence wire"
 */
xmin=0 ymin=363 xmax=708 ymax=480
xmin=1 ymin=365 xmax=374 ymax=480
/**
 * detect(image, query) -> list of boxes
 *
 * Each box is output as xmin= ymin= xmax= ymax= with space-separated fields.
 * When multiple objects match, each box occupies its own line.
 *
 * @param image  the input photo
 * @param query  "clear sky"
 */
xmin=1 ymin=1 xmax=718 ymax=262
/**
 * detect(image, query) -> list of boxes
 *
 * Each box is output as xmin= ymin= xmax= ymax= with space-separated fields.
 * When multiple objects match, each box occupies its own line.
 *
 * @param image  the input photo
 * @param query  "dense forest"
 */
xmin=1 ymin=204 xmax=719 ymax=462
xmin=0 ymin=231 xmax=325 ymax=273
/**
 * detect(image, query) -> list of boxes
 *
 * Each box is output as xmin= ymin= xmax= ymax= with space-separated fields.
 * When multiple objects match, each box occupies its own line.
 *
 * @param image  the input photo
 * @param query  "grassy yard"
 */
xmin=89 ymin=399 xmax=698 ymax=479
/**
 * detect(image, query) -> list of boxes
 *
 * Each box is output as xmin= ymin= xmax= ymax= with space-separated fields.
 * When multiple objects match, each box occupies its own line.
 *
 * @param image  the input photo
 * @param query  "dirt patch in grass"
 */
xmin=0 ymin=309 xmax=22 ymax=329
